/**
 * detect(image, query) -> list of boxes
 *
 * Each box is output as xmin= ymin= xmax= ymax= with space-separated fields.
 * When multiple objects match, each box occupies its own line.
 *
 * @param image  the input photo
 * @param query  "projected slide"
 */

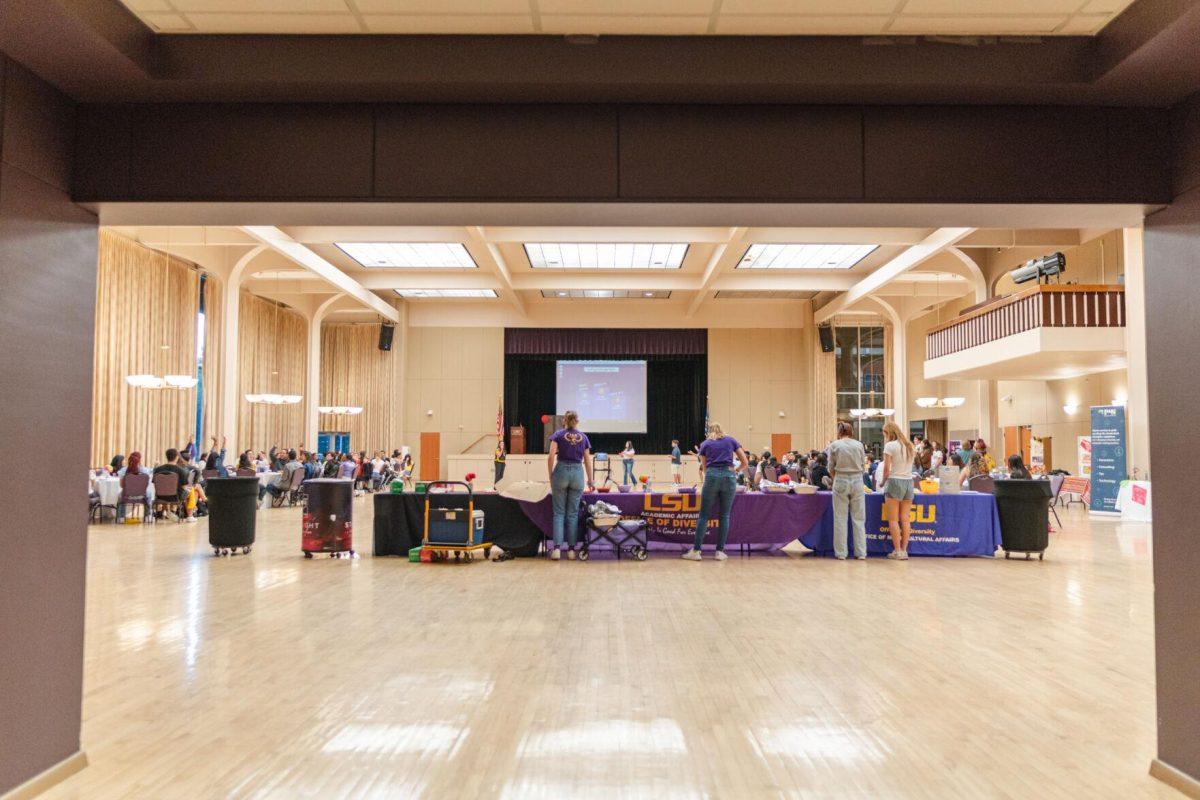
xmin=556 ymin=360 xmax=648 ymax=434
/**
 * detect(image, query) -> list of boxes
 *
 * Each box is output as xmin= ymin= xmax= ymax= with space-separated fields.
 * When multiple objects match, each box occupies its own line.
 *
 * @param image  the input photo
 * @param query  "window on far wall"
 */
xmin=835 ymin=324 xmax=887 ymax=451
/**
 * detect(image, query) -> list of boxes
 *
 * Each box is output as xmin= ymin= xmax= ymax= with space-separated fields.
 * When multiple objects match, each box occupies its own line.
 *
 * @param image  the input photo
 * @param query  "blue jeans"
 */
xmin=551 ymin=462 xmax=585 ymax=549
xmin=693 ymin=467 xmax=737 ymax=551
xmin=623 ymin=459 xmax=635 ymax=484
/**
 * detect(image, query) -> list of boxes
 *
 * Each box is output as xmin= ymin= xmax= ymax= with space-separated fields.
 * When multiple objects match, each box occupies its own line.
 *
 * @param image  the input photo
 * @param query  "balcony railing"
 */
xmin=926 ymin=285 xmax=1125 ymax=361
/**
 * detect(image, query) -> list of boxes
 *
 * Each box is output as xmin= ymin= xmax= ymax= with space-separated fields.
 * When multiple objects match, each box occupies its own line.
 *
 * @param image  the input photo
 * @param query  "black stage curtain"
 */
xmin=505 ymin=328 xmax=706 ymax=357
xmin=504 ymin=353 xmax=706 ymax=456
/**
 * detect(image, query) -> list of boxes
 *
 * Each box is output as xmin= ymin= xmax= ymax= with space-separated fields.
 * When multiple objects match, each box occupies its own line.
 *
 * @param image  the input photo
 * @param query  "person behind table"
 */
xmin=260 ymin=449 xmax=303 ymax=502
xmin=152 ymin=447 xmax=191 ymax=520
xmin=881 ymin=421 xmax=917 ymax=560
xmin=828 ymin=421 xmax=868 ymax=560
xmin=957 ymin=439 xmax=975 ymax=468
xmin=494 ymin=439 xmax=507 ymax=485
xmin=1007 ymin=453 xmax=1032 ymax=479
xmin=930 ymin=441 xmax=945 ymax=472
xmin=107 ymin=453 xmax=125 ymax=476
xmin=620 ymin=440 xmax=636 ymax=485
xmin=948 ymin=452 xmax=971 ymax=488
xmin=398 ymin=447 xmax=414 ymax=489
xmin=809 ymin=451 xmax=831 ymax=489
xmin=862 ymin=453 xmax=876 ymax=490
xmin=546 ymin=410 xmax=594 ymax=560
xmin=681 ymin=422 xmax=748 ymax=562
xmin=670 ymin=439 xmax=683 ymax=484
xmin=973 ymin=439 xmax=997 ymax=474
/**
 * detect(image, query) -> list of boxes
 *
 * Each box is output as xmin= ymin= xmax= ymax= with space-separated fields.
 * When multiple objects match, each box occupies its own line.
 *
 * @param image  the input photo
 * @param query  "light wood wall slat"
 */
xmin=319 ymin=323 xmax=400 ymax=454
xmin=91 ymin=231 xmax=202 ymax=467
xmin=236 ymin=292 xmax=307 ymax=452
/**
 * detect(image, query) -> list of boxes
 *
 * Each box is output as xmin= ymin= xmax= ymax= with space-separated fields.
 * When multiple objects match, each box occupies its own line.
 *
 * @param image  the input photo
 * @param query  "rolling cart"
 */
xmin=302 ymin=478 xmax=356 ymax=559
xmin=592 ymin=453 xmax=614 ymax=487
xmin=578 ymin=512 xmax=648 ymax=561
xmin=422 ymin=481 xmax=493 ymax=562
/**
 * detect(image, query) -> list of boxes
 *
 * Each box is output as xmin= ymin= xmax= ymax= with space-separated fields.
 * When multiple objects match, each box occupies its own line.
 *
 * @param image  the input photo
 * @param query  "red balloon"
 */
xmin=540 ymin=414 xmax=550 ymax=424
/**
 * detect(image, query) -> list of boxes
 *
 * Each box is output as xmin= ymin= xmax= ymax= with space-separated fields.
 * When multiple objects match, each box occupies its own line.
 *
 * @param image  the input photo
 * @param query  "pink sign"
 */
xmin=1132 ymin=485 xmax=1147 ymax=506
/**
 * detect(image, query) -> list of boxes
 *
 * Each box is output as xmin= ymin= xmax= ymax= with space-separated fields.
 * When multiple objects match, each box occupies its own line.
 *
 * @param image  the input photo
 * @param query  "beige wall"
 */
xmin=402 ymin=326 xmax=505 ymax=473
xmin=996 ymin=369 xmax=1128 ymax=471
xmin=707 ymin=328 xmax=814 ymax=455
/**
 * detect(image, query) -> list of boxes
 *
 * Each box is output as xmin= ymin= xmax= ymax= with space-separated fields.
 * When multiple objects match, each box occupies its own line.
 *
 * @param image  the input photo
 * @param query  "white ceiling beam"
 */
xmin=813 ymin=227 xmax=975 ymax=325
xmin=710 ymin=273 xmax=859 ymax=292
xmin=687 ymin=227 xmax=746 ymax=317
xmin=240 ymin=226 xmax=400 ymax=323
xmin=467 ymin=226 xmax=525 ymax=315
xmin=247 ymin=272 xmax=501 ymax=292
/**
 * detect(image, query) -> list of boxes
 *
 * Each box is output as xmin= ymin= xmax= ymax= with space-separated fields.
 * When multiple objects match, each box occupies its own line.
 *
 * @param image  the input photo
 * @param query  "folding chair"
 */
xmin=285 ymin=467 xmax=307 ymax=506
xmin=967 ymin=475 xmax=996 ymax=494
xmin=119 ymin=473 xmax=151 ymax=523
xmin=152 ymin=472 xmax=182 ymax=521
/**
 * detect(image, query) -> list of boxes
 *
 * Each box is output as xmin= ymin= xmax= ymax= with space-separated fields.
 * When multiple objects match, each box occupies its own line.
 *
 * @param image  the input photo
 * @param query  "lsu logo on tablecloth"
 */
xmin=881 ymin=503 xmax=936 ymax=523
xmin=643 ymin=494 xmax=700 ymax=513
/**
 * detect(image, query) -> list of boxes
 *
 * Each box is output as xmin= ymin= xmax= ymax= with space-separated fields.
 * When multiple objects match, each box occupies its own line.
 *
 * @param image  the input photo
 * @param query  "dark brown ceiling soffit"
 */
xmin=3 ymin=0 xmax=1199 ymax=106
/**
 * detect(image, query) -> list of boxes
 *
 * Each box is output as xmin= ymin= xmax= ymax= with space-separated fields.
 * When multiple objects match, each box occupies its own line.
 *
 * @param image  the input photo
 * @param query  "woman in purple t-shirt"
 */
xmin=682 ymin=422 xmax=749 ymax=562
xmin=546 ymin=410 xmax=595 ymax=560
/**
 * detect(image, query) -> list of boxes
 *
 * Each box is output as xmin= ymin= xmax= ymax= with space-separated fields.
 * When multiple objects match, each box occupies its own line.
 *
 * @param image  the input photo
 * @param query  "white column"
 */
xmin=891 ymin=316 xmax=908 ymax=431
xmin=304 ymin=294 xmax=343 ymax=451
xmin=978 ymin=380 xmax=1000 ymax=452
xmin=220 ymin=275 xmax=242 ymax=447
xmin=1123 ymin=227 xmax=1151 ymax=478
xmin=305 ymin=312 xmax=322 ymax=451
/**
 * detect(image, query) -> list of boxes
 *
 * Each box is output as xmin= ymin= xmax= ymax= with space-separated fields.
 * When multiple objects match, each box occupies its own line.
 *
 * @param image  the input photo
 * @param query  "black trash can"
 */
xmin=206 ymin=477 xmax=259 ymax=556
xmin=993 ymin=479 xmax=1052 ymax=560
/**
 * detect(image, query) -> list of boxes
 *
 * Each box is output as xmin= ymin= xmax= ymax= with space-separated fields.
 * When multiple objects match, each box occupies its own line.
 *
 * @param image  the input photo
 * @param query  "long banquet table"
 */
xmin=373 ymin=488 xmax=1002 ymax=558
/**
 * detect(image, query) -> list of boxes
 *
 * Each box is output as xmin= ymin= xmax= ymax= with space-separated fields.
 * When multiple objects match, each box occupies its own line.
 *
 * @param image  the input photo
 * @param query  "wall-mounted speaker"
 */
xmin=378 ymin=324 xmax=395 ymax=351
xmin=818 ymin=325 xmax=834 ymax=353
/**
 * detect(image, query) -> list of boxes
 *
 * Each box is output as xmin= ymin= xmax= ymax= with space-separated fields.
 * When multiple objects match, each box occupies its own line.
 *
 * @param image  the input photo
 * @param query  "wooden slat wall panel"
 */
xmin=236 ymin=292 xmax=307 ymax=452
xmin=90 ymin=230 xmax=200 ymax=467
xmin=318 ymin=323 xmax=400 ymax=454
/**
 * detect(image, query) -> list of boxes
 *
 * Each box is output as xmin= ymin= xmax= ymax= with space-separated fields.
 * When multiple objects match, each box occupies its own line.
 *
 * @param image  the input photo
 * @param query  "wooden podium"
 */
xmin=509 ymin=425 xmax=526 ymax=455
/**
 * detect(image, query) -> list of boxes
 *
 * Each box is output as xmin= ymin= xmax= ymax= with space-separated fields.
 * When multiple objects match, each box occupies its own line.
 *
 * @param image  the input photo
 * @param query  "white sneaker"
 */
xmin=887 ymin=551 xmax=900 ymax=559
xmin=835 ymin=555 xmax=847 ymax=560
xmin=898 ymin=550 xmax=909 ymax=560
xmin=681 ymin=549 xmax=702 ymax=561
xmin=184 ymin=516 xmax=197 ymax=524
xmin=567 ymin=549 xmax=577 ymax=560
xmin=549 ymin=548 xmax=561 ymax=561
xmin=855 ymin=555 xmax=867 ymax=560
xmin=714 ymin=550 xmax=728 ymax=561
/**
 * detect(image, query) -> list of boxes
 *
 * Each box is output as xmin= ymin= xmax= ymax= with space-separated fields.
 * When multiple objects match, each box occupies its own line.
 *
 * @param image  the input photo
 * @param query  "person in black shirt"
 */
xmin=809 ymin=452 xmax=832 ymax=489
xmin=152 ymin=448 xmax=190 ymax=519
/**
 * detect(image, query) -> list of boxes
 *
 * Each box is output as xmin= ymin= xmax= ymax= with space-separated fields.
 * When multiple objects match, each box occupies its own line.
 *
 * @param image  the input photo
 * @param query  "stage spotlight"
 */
xmin=1011 ymin=252 xmax=1066 ymax=285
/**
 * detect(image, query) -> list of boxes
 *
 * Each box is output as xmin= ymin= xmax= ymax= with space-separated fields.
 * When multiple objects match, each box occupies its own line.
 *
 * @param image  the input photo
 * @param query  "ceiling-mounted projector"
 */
xmin=1011 ymin=252 xmax=1066 ymax=285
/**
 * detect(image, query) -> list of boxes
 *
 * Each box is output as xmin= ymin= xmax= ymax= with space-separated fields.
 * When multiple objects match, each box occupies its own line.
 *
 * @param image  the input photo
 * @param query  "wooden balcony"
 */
xmin=924 ymin=285 xmax=1127 ymax=381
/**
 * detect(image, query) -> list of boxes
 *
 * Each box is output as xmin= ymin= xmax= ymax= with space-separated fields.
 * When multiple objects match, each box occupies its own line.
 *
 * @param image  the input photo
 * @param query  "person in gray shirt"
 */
xmin=827 ymin=421 xmax=868 ymax=560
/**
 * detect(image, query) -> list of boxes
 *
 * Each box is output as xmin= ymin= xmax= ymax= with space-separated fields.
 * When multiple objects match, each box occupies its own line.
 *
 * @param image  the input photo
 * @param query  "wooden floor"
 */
xmin=43 ymin=502 xmax=1175 ymax=799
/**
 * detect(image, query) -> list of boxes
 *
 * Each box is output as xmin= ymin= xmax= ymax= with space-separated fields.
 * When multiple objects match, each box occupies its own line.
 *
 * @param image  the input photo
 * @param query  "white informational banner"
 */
xmin=1029 ymin=436 xmax=1045 ymax=475
xmin=1077 ymin=435 xmax=1092 ymax=477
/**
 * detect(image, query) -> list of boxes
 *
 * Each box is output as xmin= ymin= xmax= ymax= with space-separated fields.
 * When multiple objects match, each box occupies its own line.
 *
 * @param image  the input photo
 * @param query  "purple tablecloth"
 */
xmin=799 ymin=491 xmax=1002 ymax=557
xmin=518 ymin=490 xmax=831 ymax=550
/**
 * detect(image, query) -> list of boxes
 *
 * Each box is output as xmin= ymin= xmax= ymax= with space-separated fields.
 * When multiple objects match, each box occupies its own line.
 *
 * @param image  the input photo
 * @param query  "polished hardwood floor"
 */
xmin=43 ymin=501 xmax=1174 ymax=799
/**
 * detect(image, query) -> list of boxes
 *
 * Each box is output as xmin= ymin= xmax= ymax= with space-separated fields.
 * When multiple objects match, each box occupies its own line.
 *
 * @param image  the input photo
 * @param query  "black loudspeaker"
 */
xmin=378 ymin=324 xmax=395 ymax=351
xmin=818 ymin=325 xmax=834 ymax=353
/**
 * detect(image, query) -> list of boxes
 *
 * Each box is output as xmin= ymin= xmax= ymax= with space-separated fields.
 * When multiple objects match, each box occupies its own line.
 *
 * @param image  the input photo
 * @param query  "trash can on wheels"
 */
xmin=206 ymin=477 xmax=259 ymax=557
xmin=994 ymin=479 xmax=1053 ymax=560
xmin=302 ymin=478 xmax=355 ymax=559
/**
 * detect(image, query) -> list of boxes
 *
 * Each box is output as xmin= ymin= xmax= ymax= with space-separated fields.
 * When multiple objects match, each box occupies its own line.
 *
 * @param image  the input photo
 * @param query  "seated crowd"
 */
xmin=92 ymin=436 xmax=418 ymax=523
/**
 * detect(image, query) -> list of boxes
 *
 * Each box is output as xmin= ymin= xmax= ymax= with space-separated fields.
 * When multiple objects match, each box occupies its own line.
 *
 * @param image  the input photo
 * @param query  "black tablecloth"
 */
xmin=373 ymin=492 xmax=543 ymax=557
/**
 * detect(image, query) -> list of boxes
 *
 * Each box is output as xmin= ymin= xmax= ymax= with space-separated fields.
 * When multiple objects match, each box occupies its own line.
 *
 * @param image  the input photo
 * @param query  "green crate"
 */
xmin=408 ymin=546 xmax=423 ymax=562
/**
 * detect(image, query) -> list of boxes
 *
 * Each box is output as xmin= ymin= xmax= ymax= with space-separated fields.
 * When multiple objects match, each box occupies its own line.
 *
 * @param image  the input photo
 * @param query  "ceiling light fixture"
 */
xmin=737 ymin=244 xmax=878 ymax=270
xmin=849 ymin=408 xmax=895 ymax=418
xmin=393 ymin=289 xmax=497 ymax=298
xmin=914 ymin=396 xmax=966 ymax=408
xmin=336 ymin=242 xmax=477 ymax=269
xmin=318 ymin=406 xmax=364 ymax=415
xmin=525 ymin=243 xmax=688 ymax=269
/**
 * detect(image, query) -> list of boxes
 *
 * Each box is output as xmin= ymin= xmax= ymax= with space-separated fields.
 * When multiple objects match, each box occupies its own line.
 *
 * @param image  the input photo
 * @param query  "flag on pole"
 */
xmin=496 ymin=395 xmax=504 ymax=439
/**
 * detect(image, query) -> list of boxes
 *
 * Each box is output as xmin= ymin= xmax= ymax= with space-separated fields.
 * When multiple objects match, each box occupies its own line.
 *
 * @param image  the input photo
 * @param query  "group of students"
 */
xmin=539 ymin=412 xmax=1043 ymax=563
xmin=97 ymin=437 xmax=419 ymax=520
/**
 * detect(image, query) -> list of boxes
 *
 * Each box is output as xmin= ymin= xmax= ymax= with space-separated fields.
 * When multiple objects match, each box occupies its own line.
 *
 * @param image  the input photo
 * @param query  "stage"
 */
xmin=375 ymin=490 xmax=1002 ymax=558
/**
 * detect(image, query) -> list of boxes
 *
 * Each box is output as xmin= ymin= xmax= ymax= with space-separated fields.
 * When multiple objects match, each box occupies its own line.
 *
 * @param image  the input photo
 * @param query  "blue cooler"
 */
xmin=427 ymin=507 xmax=486 ymax=545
